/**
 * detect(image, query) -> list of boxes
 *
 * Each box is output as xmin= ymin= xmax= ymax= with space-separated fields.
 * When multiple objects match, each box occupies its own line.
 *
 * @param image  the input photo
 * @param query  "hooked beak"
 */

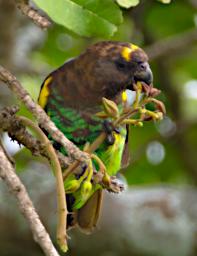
xmin=133 ymin=62 xmax=153 ymax=86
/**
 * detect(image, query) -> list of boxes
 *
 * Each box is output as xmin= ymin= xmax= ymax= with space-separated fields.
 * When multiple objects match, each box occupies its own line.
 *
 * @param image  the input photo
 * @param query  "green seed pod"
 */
xmin=95 ymin=111 xmax=109 ymax=119
xmin=136 ymin=121 xmax=143 ymax=127
xmin=102 ymin=97 xmax=119 ymax=118
xmin=102 ymin=173 xmax=111 ymax=186
xmin=64 ymin=179 xmax=81 ymax=193
xmin=81 ymin=180 xmax=92 ymax=199
xmin=155 ymin=112 xmax=163 ymax=121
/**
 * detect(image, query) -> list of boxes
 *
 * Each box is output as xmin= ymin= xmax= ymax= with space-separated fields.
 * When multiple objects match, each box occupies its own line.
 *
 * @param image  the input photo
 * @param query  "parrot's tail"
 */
xmin=66 ymin=190 xmax=103 ymax=234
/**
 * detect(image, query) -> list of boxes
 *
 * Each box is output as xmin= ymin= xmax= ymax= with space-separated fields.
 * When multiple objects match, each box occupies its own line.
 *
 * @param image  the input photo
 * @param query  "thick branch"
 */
xmin=0 ymin=106 xmax=123 ymax=192
xmin=0 ymin=144 xmax=59 ymax=256
xmin=19 ymin=116 xmax=68 ymax=251
xmin=0 ymin=0 xmax=17 ymax=68
xmin=15 ymin=0 xmax=51 ymax=29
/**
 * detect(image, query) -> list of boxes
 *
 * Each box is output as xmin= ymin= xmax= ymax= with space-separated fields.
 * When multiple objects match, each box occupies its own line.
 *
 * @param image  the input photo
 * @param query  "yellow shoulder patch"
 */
xmin=38 ymin=76 xmax=52 ymax=108
xmin=121 ymin=44 xmax=139 ymax=62
xmin=122 ymin=90 xmax=127 ymax=103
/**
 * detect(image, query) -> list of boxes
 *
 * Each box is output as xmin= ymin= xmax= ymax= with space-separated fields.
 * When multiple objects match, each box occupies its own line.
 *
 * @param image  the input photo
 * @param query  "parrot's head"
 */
xmin=76 ymin=41 xmax=153 ymax=100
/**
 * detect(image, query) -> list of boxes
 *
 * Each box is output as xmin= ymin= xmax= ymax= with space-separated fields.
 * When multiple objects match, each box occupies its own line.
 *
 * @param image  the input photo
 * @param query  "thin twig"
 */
xmin=0 ymin=144 xmax=60 ymax=256
xmin=18 ymin=116 xmax=68 ymax=252
xmin=15 ymin=0 xmax=51 ymax=29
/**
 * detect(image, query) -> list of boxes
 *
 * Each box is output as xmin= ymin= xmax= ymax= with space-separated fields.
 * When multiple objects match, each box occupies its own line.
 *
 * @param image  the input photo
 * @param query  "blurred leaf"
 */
xmin=73 ymin=0 xmax=123 ymax=25
xmin=157 ymin=0 xmax=171 ymax=3
xmin=37 ymin=24 xmax=88 ymax=66
xmin=125 ymin=123 xmax=189 ymax=185
xmin=33 ymin=0 xmax=122 ymax=37
xmin=146 ymin=2 xmax=195 ymax=38
xmin=116 ymin=0 xmax=139 ymax=8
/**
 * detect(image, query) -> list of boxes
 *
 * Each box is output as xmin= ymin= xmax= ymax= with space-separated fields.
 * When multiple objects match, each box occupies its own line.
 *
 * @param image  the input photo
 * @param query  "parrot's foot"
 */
xmin=83 ymin=141 xmax=110 ymax=186
xmin=102 ymin=120 xmax=120 ymax=145
xmin=90 ymin=153 xmax=110 ymax=186
xmin=103 ymin=120 xmax=115 ymax=145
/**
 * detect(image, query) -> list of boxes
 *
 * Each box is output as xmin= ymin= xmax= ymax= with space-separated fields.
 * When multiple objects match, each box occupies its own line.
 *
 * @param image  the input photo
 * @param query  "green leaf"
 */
xmin=73 ymin=0 xmax=123 ymax=25
xmin=33 ymin=0 xmax=123 ymax=37
xmin=116 ymin=0 xmax=140 ymax=8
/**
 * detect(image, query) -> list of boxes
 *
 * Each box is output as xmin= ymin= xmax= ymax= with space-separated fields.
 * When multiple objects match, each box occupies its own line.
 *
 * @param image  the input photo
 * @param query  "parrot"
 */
xmin=38 ymin=41 xmax=153 ymax=233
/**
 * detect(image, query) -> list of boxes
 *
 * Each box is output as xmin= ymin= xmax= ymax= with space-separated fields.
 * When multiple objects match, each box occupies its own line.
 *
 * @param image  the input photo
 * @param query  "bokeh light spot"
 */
xmin=146 ymin=141 xmax=165 ymax=165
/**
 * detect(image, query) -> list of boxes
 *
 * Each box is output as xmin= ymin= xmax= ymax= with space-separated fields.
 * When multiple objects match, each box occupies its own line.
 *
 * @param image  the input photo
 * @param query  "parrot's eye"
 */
xmin=116 ymin=60 xmax=127 ymax=71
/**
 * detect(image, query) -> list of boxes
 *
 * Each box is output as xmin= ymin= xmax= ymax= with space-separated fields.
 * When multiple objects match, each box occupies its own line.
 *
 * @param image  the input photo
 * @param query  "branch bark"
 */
xmin=0 ymin=106 xmax=123 ymax=193
xmin=0 ymin=144 xmax=60 ymax=256
xmin=15 ymin=0 xmax=51 ymax=29
xmin=0 ymin=106 xmax=70 ymax=169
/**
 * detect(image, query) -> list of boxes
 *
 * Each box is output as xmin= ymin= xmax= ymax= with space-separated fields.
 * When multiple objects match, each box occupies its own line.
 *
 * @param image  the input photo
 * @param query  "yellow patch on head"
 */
xmin=121 ymin=47 xmax=132 ymax=62
xmin=121 ymin=44 xmax=139 ymax=62
xmin=38 ymin=76 xmax=52 ymax=108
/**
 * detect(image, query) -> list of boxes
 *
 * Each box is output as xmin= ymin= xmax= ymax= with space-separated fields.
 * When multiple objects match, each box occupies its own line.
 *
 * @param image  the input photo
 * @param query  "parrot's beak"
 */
xmin=133 ymin=62 xmax=153 ymax=86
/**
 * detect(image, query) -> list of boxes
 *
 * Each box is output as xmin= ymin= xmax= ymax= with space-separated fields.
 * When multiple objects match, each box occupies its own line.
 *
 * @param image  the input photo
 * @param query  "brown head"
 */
xmin=73 ymin=41 xmax=153 ymax=101
xmin=40 ymin=41 xmax=153 ymax=109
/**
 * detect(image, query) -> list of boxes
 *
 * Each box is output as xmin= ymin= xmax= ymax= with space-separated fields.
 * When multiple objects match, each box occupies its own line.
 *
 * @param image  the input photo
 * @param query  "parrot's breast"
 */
xmin=46 ymin=90 xmax=127 ymax=175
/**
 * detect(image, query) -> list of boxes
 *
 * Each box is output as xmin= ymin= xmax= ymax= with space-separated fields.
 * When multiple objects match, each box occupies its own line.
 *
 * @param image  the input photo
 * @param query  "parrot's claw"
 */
xmin=102 ymin=120 xmax=120 ymax=146
xmin=82 ymin=143 xmax=109 ymax=188
xmin=103 ymin=120 xmax=114 ymax=144
xmin=106 ymin=177 xmax=125 ymax=193
xmin=90 ymin=153 xmax=109 ymax=183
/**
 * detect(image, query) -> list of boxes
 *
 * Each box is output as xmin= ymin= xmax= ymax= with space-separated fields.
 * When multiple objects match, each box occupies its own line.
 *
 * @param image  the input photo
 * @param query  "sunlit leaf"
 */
xmin=73 ymin=0 xmax=123 ymax=25
xmin=33 ymin=0 xmax=123 ymax=37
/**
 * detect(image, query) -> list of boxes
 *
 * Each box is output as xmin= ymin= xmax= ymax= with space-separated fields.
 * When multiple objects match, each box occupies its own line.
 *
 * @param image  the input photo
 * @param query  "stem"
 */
xmin=63 ymin=107 xmax=140 ymax=181
xmin=19 ymin=116 xmax=68 ymax=252
xmin=63 ymin=132 xmax=106 ymax=181
xmin=114 ymin=108 xmax=140 ymax=126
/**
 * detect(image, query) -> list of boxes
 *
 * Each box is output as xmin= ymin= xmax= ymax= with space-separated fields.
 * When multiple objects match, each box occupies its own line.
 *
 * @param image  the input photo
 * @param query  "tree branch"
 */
xmin=145 ymin=28 xmax=197 ymax=61
xmin=0 ymin=106 xmax=123 ymax=193
xmin=0 ymin=144 xmax=60 ymax=256
xmin=15 ymin=0 xmax=51 ymax=29
xmin=0 ymin=65 xmax=89 ymax=163
xmin=0 ymin=106 xmax=70 ymax=168
xmin=18 ymin=116 xmax=68 ymax=251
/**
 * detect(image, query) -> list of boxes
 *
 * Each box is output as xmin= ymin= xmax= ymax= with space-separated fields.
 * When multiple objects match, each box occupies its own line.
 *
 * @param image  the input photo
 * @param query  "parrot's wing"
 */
xmin=121 ymin=124 xmax=130 ymax=169
xmin=77 ymin=190 xmax=103 ymax=234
